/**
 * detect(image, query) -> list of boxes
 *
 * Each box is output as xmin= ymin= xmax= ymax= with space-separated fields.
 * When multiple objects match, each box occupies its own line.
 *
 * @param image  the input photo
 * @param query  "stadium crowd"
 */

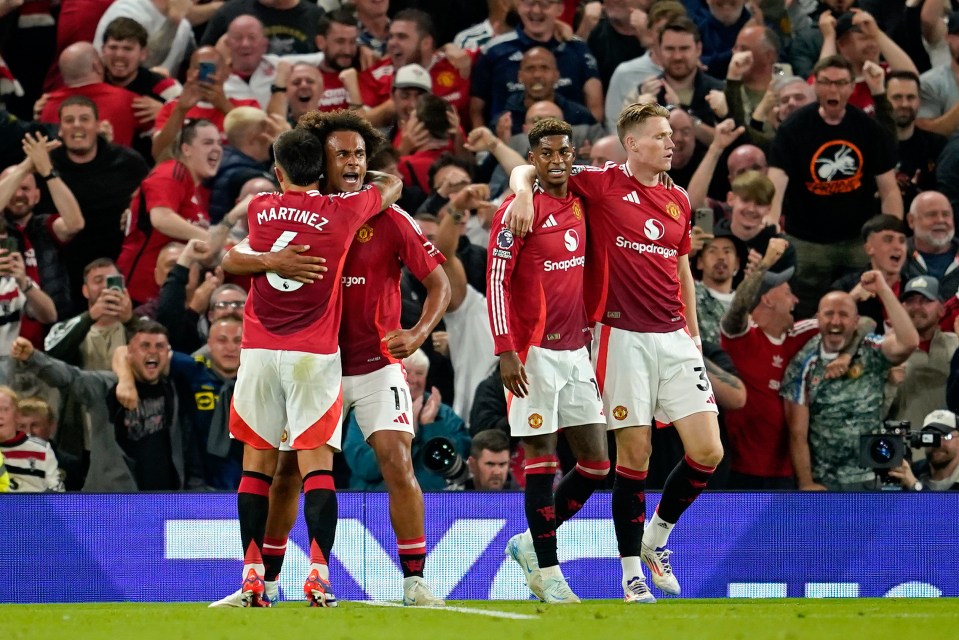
xmin=2 ymin=0 xmax=959 ymax=498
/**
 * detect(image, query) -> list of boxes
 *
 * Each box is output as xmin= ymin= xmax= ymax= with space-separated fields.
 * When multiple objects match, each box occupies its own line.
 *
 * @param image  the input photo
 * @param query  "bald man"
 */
xmin=726 ymin=144 xmax=767 ymax=181
xmin=38 ymin=42 xmax=143 ymax=148
xmin=589 ymin=135 xmax=627 ymax=167
xmin=903 ymin=191 xmax=959 ymax=298
xmin=781 ymin=277 xmax=918 ymax=491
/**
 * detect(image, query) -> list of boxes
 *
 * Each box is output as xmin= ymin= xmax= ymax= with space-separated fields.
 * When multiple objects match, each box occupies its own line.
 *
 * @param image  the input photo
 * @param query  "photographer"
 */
xmin=888 ymin=410 xmax=959 ymax=491
xmin=342 ymin=349 xmax=470 ymax=491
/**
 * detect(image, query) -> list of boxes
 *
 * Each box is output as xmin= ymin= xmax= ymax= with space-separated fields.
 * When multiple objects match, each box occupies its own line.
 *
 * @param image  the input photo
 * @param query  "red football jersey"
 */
xmin=319 ymin=69 xmax=350 ymax=112
xmin=154 ymin=98 xmax=260 ymax=132
xmin=242 ymin=187 xmax=383 ymax=354
xmin=358 ymin=54 xmax=471 ymax=121
xmin=40 ymin=83 xmax=142 ymax=147
xmin=117 ymin=159 xmax=208 ymax=302
xmin=721 ymin=319 xmax=819 ymax=477
xmin=567 ymin=162 xmax=692 ymax=333
xmin=338 ymin=205 xmax=444 ymax=376
xmin=487 ymin=186 xmax=591 ymax=355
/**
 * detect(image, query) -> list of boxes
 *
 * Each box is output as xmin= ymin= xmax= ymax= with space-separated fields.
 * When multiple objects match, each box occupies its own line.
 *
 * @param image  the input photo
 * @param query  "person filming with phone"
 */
xmin=0 ymin=225 xmax=56 ymax=356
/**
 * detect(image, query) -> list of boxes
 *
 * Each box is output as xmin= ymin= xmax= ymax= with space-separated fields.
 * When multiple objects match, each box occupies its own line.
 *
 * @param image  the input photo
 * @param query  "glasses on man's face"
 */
xmin=815 ymin=77 xmax=852 ymax=88
xmin=213 ymin=300 xmax=244 ymax=310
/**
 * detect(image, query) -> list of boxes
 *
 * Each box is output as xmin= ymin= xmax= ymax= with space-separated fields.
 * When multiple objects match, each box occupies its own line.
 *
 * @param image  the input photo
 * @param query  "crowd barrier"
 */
xmin=2 ymin=491 xmax=956 ymax=603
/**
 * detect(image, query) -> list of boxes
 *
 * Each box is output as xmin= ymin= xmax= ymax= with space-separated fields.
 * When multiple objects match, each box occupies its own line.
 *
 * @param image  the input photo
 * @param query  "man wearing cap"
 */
xmin=885 ymin=276 xmax=959 ymax=437
xmin=383 ymin=64 xmax=436 ymax=153
xmin=695 ymin=231 xmax=745 ymax=346
xmin=358 ymin=9 xmax=471 ymax=125
xmin=903 ymin=191 xmax=959 ymax=299
xmin=818 ymin=9 xmax=918 ymax=116
xmin=888 ymin=410 xmax=959 ymax=491
xmin=780 ymin=272 xmax=919 ymax=491
xmin=833 ymin=214 xmax=908 ymax=333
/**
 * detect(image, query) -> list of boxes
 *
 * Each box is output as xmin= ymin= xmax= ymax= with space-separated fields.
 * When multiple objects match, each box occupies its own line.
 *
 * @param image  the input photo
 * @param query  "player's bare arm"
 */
xmin=506 ymin=164 xmax=537 ymax=237
xmin=221 ymin=237 xmax=328 ymax=284
xmin=677 ymin=254 xmax=701 ymax=350
xmin=365 ymin=170 xmax=403 ymax=210
xmin=382 ymin=266 xmax=451 ymax=359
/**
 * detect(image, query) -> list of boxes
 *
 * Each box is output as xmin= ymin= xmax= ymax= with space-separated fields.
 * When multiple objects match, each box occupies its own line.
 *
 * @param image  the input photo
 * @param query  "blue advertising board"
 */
xmin=2 ymin=492 xmax=956 ymax=603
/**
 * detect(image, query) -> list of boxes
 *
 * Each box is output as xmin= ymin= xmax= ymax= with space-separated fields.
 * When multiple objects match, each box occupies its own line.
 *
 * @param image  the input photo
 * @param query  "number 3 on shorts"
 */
xmin=265 ymin=230 xmax=305 ymax=292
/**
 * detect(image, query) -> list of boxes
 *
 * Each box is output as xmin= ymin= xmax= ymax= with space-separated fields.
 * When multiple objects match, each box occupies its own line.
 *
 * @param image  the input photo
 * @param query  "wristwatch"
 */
xmin=42 ymin=168 xmax=60 ymax=181
xmin=270 ymin=84 xmax=287 ymax=94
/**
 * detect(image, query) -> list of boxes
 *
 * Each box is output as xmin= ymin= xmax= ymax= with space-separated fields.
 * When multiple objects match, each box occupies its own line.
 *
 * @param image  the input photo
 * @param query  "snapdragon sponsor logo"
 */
xmin=544 ymin=256 xmax=585 ymax=272
xmin=615 ymin=236 xmax=677 ymax=259
xmin=341 ymin=276 xmax=366 ymax=287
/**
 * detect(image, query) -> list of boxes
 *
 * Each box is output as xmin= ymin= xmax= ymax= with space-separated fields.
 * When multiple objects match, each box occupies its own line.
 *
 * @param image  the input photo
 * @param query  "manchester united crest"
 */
xmin=528 ymin=413 xmax=543 ymax=429
xmin=280 ymin=429 xmax=289 ymax=443
xmin=847 ymin=363 xmax=863 ymax=379
xmin=613 ymin=405 xmax=628 ymax=421
xmin=356 ymin=224 xmax=374 ymax=243
xmin=436 ymin=71 xmax=455 ymax=88
xmin=572 ymin=200 xmax=583 ymax=220
xmin=665 ymin=202 xmax=681 ymax=220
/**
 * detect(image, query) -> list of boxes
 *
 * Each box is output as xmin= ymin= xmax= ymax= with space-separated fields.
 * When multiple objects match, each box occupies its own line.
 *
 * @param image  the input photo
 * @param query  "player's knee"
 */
xmin=690 ymin=442 xmax=724 ymax=469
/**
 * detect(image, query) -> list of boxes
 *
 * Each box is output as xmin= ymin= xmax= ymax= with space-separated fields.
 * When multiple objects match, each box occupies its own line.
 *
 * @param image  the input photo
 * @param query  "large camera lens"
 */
xmin=423 ymin=437 xmax=457 ymax=474
xmin=870 ymin=437 xmax=896 ymax=464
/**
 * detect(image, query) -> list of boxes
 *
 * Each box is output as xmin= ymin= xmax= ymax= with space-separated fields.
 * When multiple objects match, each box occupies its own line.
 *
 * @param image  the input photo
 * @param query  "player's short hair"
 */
xmin=317 ymin=9 xmax=358 ymax=35
xmin=812 ymin=55 xmax=854 ymax=80
xmin=224 ymin=106 xmax=268 ymax=146
xmin=393 ymin=8 xmax=435 ymax=42
xmin=175 ymin=118 xmax=216 ymax=156
xmin=861 ymin=214 xmax=908 ymax=242
xmin=730 ymin=170 xmax=775 ymax=206
xmin=131 ymin=319 xmax=169 ymax=338
xmin=0 ymin=385 xmax=18 ymax=407
xmin=416 ymin=94 xmax=452 ymax=139
xmin=17 ymin=396 xmax=54 ymax=423
xmin=273 ymin=128 xmax=325 ymax=186
xmin=296 ymin=109 xmax=386 ymax=174
xmin=527 ymin=117 xmax=572 ymax=151
xmin=427 ymin=153 xmax=472 ymax=190
xmin=658 ymin=16 xmax=700 ymax=45
xmin=103 ymin=17 xmax=148 ymax=47
xmin=58 ymin=95 xmax=98 ymax=120
xmin=470 ymin=429 xmax=509 ymax=458
xmin=83 ymin=257 xmax=117 ymax=281
xmin=615 ymin=102 xmax=670 ymax=144
xmin=403 ymin=348 xmax=430 ymax=372
xmin=885 ymin=69 xmax=920 ymax=89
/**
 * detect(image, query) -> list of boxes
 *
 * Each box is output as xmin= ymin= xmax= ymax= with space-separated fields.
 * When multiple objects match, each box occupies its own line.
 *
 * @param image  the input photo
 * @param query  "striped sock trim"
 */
xmin=576 ymin=459 xmax=611 ymax=478
xmin=615 ymin=465 xmax=648 ymax=481
xmin=525 ymin=455 xmax=559 ymax=475
xmin=262 ymin=536 xmax=287 ymax=553
xmin=684 ymin=454 xmax=716 ymax=473
xmin=238 ymin=474 xmax=272 ymax=496
xmin=303 ymin=471 xmax=335 ymax=492
xmin=397 ymin=536 xmax=427 ymax=553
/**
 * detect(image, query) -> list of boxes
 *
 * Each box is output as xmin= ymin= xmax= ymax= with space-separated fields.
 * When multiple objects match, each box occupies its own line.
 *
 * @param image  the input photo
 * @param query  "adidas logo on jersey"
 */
xmin=393 ymin=414 xmax=410 ymax=425
xmin=542 ymin=215 xmax=558 ymax=228
xmin=623 ymin=191 xmax=641 ymax=204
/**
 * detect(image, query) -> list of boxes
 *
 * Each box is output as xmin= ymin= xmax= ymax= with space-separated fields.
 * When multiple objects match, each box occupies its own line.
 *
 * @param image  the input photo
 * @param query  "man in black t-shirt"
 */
xmin=201 ymin=0 xmax=324 ymax=55
xmin=767 ymin=55 xmax=901 ymax=319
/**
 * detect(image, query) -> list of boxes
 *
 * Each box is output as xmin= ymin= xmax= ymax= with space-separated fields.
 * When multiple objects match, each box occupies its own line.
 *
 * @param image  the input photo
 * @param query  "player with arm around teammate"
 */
xmin=489 ymin=117 xmax=610 ymax=604
xmin=228 ymin=122 xmax=402 ymax=608
xmin=219 ymin=109 xmax=450 ymax=608
xmin=507 ymin=103 xmax=723 ymax=601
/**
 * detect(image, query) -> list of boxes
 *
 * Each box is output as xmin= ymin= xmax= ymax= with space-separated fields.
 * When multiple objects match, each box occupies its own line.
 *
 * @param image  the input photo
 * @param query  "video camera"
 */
xmin=422 ymin=437 xmax=471 ymax=490
xmin=859 ymin=421 xmax=942 ymax=471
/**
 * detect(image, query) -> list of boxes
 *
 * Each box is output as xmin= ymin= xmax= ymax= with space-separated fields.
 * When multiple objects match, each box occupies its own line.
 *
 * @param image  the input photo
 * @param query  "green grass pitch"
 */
xmin=4 ymin=599 xmax=958 ymax=640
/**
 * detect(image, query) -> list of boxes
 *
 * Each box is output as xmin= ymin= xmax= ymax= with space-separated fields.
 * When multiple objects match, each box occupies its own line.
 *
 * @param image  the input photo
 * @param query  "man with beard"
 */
xmin=314 ymin=10 xmax=363 ymax=113
xmin=494 ymin=47 xmax=596 ymax=135
xmin=781 ymin=278 xmax=918 ymax=491
xmin=0 ymin=132 xmax=84 ymax=318
xmin=832 ymin=214 xmax=908 ymax=333
xmin=47 ymin=96 xmax=148 ymax=316
xmin=885 ymin=277 xmax=959 ymax=442
xmin=695 ymin=232 xmax=745 ymax=345
xmin=889 ymin=410 xmax=959 ymax=491
xmin=903 ymin=191 xmax=959 ymax=299
xmin=884 ymin=71 xmax=946 ymax=210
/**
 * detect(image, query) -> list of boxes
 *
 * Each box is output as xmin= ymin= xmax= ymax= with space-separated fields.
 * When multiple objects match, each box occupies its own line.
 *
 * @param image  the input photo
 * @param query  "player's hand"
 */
xmin=504 ymin=190 xmax=534 ymax=237
xmin=659 ymin=172 xmax=674 ymax=189
xmin=115 ymin=379 xmax=139 ymax=411
xmin=266 ymin=245 xmax=327 ymax=283
xmin=10 ymin=336 xmax=33 ymax=362
xmin=798 ymin=480 xmax=827 ymax=491
xmin=431 ymin=330 xmax=449 ymax=356
xmin=859 ymin=270 xmax=890 ymax=296
xmin=382 ymin=328 xmax=424 ymax=359
xmin=499 ymin=351 xmax=529 ymax=398
xmin=824 ymin=352 xmax=851 ymax=379
xmin=886 ymin=459 xmax=918 ymax=489
xmin=419 ymin=387 xmax=441 ymax=425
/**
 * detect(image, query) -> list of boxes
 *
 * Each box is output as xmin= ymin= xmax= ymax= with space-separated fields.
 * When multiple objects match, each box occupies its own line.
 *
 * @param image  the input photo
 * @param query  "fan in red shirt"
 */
xmin=507 ymin=103 xmax=723 ymax=602
xmin=116 ymin=119 xmax=236 ymax=304
xmin=488 ymin=117 xmax=609 ymax=604
xmin=358 ymin=9 xmax=471 ymax=124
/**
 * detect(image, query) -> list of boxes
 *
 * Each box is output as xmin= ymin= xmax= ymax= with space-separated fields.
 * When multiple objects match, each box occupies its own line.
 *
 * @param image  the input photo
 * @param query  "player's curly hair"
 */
xmin=296 ymin=109 xmax=386 ymax=166
xmin=527 ymin=117 xmax=573 ymax=150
